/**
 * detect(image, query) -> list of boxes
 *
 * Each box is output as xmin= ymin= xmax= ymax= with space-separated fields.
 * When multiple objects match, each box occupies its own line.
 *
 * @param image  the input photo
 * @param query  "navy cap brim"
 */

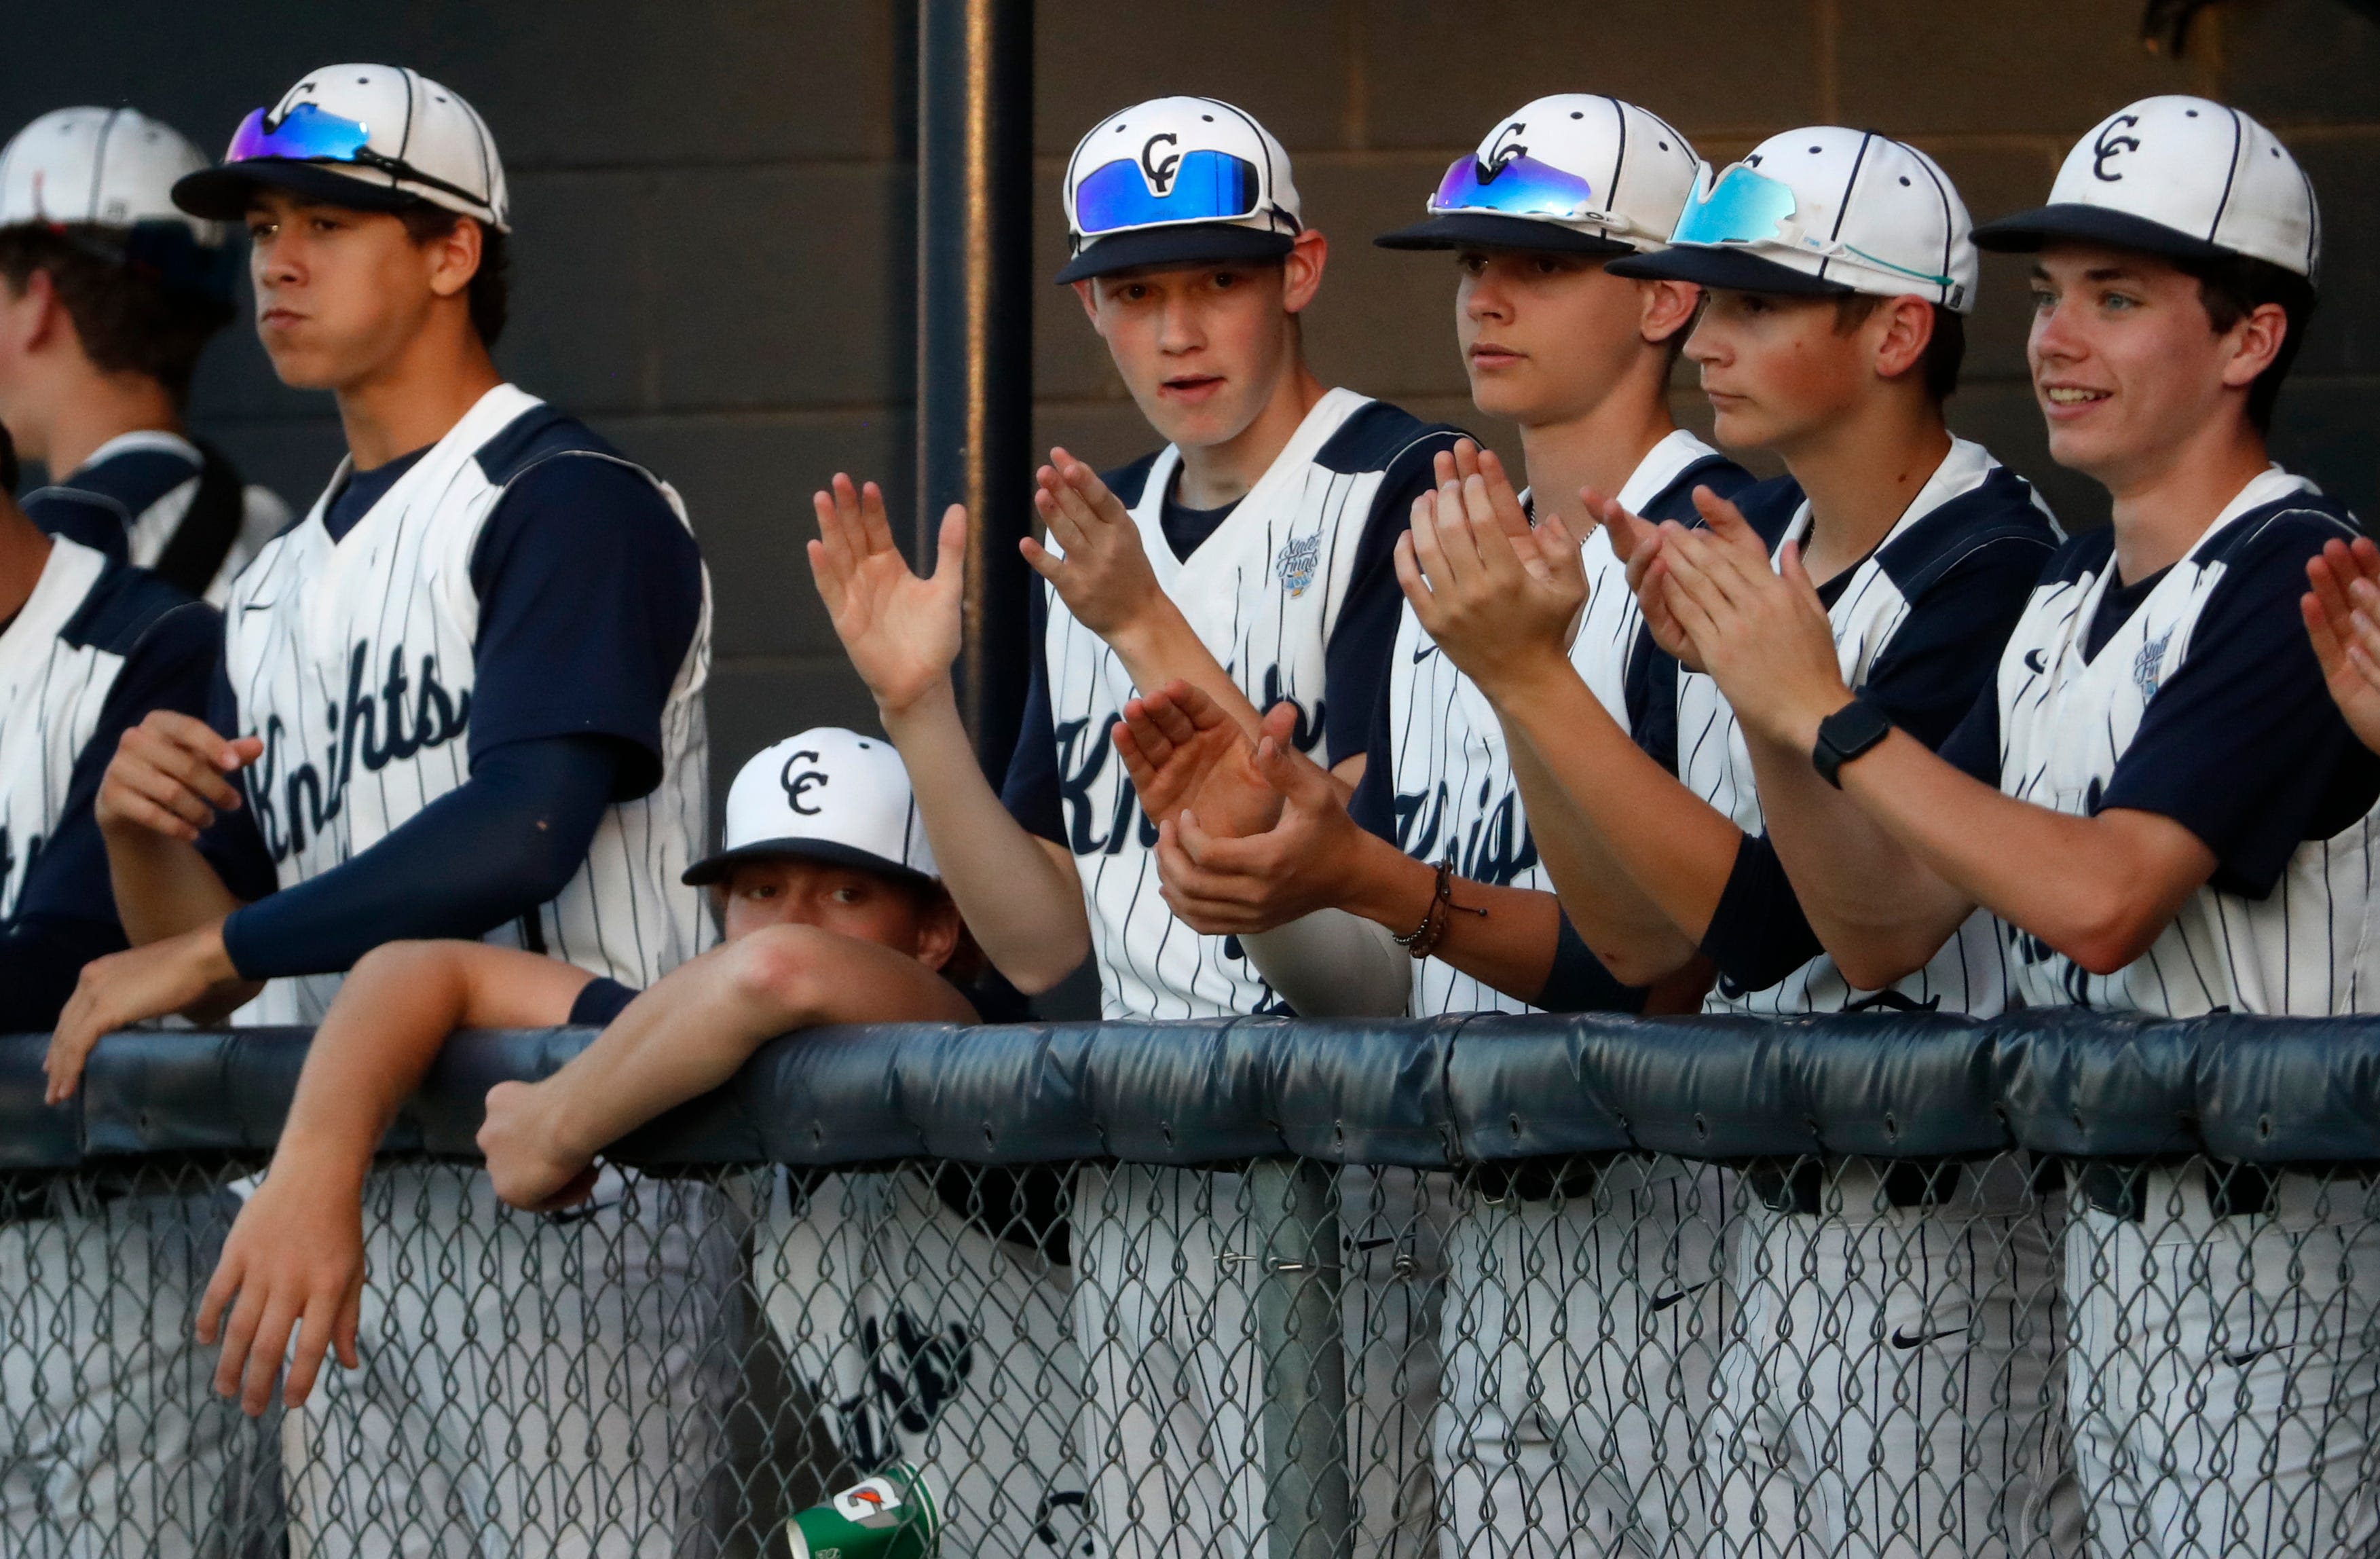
xmin=1056 ymin=223 xmax=1294 ymax=284
xmin=1605 ymin=244 xmax=1855 ymax=297
xmin=682 ymin=836 xmax=934 ymax=889
xmin=172 ymin=160 xmax=425 ymax=223
xmin=1973 ymin=202 xmax=2236 ymax=265
xmin=1373 ymin=212 xmax=1635 ymax=255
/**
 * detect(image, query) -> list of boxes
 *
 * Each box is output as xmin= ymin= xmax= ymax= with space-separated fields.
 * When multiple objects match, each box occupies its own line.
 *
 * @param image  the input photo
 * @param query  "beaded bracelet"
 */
xmin=1393 ymin=860 xmax=1487 ymax=961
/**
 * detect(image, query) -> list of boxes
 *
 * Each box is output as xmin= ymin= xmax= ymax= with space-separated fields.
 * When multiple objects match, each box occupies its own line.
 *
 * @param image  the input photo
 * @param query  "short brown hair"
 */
xmin=1832 ymin=293 xmax=1965 ymax=403
xmin=396 ymin=205 xmax=509 ymax=346
xmin=0 ymin=224 xmax=236 ymax=405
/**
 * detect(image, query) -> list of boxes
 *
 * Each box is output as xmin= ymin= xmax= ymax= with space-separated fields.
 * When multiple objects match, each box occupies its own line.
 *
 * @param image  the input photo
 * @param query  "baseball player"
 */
xmin=48 ymin=65 xmax=722 ymax=1558
xmin=1107 ymin=95 xmax=1749 ymax=1558
xmin=1397 ymin=129 xmax=2063 ymax=1556
xmin=151 ymin=728 xmax=1086 ymax=1559
xmin=0 ymin=107 xmax=289 ymax=604
xmin=807 ymin=96 xmax=1461 ymax=1558
xmin=1666 ymin=99 xmax=2377 ymax=1559
xmin=0 ymin=411 xmax=266 ymax=1555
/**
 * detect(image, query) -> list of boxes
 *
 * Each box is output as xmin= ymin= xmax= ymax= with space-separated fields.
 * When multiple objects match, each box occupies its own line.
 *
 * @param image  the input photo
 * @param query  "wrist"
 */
xmin=1344 ymin=838 xmax=1439 ymax=932
xmin=191 ymin=920 xmax=240 ymax=985
xmin=876 ymin=676 xmax=959 ymax=730
xmin=268 ymin=1131 xmax=374 ymax=1194
xmin=1810 ymin=696 xmax=1893 ymax=789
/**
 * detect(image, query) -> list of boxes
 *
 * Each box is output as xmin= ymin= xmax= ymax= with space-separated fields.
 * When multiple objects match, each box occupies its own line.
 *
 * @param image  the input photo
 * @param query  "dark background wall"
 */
xmin=11 ymin=0 xmax=2379 ymax=815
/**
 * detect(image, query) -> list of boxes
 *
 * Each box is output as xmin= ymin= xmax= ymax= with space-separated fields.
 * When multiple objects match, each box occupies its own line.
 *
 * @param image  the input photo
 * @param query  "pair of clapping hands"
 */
xmin=1111 ymin=439 xmax=1846 ymax=936
xmin=2303 ymin=535 xmax=2380 ymax=756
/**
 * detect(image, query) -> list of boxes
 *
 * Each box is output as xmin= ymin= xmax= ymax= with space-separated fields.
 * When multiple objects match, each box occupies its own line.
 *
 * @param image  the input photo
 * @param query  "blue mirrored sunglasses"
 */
xmin=1429 ymin=153 xmax=1597 ymax=221
xmin=225 ymin=103 xmax=487 ymax=210
xmin=1670 ymin=162 xmax=1802 ymax=248
xmin=1073 ymin=149 xmax=1261 ymax=236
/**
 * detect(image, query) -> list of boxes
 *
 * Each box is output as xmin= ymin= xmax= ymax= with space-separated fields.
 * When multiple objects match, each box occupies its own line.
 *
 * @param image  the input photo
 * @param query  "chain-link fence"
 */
xmin=7 ymin=1013 xmax=2380 ymax=1558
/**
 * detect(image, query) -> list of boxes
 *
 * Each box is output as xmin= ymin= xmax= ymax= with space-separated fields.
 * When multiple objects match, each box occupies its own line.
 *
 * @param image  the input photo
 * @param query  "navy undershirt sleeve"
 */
xmin=0 ymin=602 xmax=221 ymax=1029
xmin=569 ymin=975 xmax=639 ymax=1027
xmin=2098 ymin=515 xmax=2380 ymax=897
xmin=221 ymin=734 xmax=620 ymax=980
xmin=999 ymin=582 xmax=1066 ymax=844
xmin=1936 ymin=685 xmax=2003 ymax=786
xmin=466 ymin=455 xmax=703 ymax=799
xmin=1322 ymin=437 xmax=1458 ymax=769
xmin=1699 ymin=532 xmax=2050 ymax=993
xmin=1533 ymin=911 xmax=1649 ymax=1014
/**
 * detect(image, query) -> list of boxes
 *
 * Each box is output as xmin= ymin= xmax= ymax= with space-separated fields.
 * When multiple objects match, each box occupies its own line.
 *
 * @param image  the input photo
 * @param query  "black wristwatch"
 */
xmin=1811 ymin=697 xmax=1893 ymax=788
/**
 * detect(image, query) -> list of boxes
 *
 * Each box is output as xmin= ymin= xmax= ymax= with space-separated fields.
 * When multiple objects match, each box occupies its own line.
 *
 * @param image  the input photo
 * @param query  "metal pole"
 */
xmin=916 ymin=0 xmax=1034 ymax=781
xmin=1252 ymin=1157 xmax=1353 ymax=1559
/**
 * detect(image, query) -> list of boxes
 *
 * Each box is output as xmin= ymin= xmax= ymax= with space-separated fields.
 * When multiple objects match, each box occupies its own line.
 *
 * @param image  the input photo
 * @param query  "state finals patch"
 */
xmin=1274 ymin=531 xmax=1322 ymax=598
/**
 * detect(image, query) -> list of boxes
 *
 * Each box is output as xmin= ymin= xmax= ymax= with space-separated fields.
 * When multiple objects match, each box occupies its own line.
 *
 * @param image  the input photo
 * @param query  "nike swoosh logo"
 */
xmin=1891 ymin=1319 xmax=1969 ymax=1349
xmin=1352 ymin=1236 xmax=1395 ymax=1251
xmin=240 ymin=602 xmax=276 ymax=612
xmin=2220 ymin=1344 xmax=2292 ymax=1368
xmin=1412 ymin=643 xmax=1438 ymax=664
xmin=2023 ymin=648 xmax=2048 ymax=674
xmin=1649 ymin=1279 xmax=1717 ymax=1313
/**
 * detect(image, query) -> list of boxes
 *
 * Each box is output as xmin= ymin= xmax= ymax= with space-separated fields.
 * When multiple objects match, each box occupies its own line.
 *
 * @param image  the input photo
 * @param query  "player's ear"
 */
xmin=419 ymin=215 xmax=485 ymax=303
xmin=1638 ymin=279 xmax=1700 ymax=351
xmin=1871 ymin=295 xmax=1937 ymax=384
xmin=1281 ymin=229 xmax=1328 ymax=316
xmin=2220 ymin=299 xmax=2290 ymax=392
xmin=912 ymin=888 xmax=963 ymax=973
xmin=1071 ymin=278 xmax=1104 ymax=330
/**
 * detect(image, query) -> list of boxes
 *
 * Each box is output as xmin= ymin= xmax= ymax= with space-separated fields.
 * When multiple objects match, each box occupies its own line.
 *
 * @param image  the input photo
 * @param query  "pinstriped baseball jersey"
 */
xmin=1680 ymin=437 xmax=2058 ymax=1016
xmin=221 ymin=384 xmax=712 ymax=1024
xmin=19 ymin=430 xmax=291 ymax=606
xmin=1991 ymin=469 xmax=2380 ymax=1015
xmin=0 ymin=538 xmax=204 ymax=917
xmin=1381 ymin=430 xmax=1749 ymax=1016
xmin=1039 ymin=387 xmax=1456 ymax=1019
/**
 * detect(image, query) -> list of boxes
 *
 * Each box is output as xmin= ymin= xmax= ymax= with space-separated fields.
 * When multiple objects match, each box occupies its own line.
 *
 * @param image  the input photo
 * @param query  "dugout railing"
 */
xmin=7 ymin=1010 xmax=2380 ymax=1558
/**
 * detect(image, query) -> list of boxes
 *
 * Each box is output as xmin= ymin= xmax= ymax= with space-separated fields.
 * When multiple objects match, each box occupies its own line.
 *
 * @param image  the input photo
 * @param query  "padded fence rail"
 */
xmin=7 ymin=1011 xmax=2380 ymax=1558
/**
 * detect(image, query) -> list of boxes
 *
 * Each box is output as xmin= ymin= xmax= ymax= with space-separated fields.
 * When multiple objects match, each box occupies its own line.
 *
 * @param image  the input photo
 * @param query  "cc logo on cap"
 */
xmin=1141 ymin=132 xmax=1180 ymax=194
xmin=779 ymin=750 xmax=828 ymax=815
xmin=2091 ymin=114 xmax=2141 ymax=183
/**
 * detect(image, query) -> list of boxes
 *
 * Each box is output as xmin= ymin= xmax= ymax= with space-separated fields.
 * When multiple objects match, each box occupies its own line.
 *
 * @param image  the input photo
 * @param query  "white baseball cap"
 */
xmin=173 ymin=64 xmax=509 ymax=233
xmin=0 ymin=108 xmax=221 ymax=245
xmin=684 ymin=728 xmax=937 ymax=888
xmin=1058 ymin=96 xmax=1301 ymax=283
xmin=1610 ymin=126 xmax=1977 ymax=313
xmin=1973 ymin=97 xmax=2318 ymax=283
xmin=1377 ymin=94 xmax=1703 ymax=256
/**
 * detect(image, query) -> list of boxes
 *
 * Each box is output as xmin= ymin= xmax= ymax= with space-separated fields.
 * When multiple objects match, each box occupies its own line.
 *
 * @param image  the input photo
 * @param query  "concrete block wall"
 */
xmin=9 ymin=0 xmax=2376 ymax=815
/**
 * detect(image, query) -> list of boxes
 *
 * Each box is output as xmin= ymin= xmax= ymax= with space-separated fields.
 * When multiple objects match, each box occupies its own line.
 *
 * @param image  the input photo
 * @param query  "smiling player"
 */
xmin=1652 ymin=99 xmax=2376 ymax=1559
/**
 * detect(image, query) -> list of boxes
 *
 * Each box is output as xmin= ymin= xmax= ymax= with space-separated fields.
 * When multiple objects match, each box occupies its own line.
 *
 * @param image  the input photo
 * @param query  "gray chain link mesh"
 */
xmin=4 ymin=1152 xmax=2377 ymax=1557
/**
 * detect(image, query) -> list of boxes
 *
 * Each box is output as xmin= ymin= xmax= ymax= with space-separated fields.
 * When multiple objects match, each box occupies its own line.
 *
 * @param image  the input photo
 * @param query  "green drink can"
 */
xmin=765 ymin=1464 xmax=941 ymax=1559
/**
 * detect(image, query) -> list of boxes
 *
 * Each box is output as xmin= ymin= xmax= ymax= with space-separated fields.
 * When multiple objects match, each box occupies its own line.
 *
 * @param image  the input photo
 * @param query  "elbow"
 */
xmin=1595 ymin=940 xmax=1689 ymax=991
xmin=996 ymin=947 xmax=1086 ymax=998
xmin=1832 ymin=938 xmax=1934 ymax=995
xmin=2051 ymin=883 xmax=2168 ymax=978
xmin=724 ymin=925 xmax=832 ymax=1020
xmin=2062 ymin=915 xmax=2160 ymax=979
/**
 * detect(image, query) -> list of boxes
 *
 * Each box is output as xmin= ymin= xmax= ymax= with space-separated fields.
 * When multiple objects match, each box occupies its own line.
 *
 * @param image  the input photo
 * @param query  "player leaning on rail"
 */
xmin=42 ymin=64 xmax=727 ymax=1558
xmin=1631 ymin=97 xmax=2379 ymax=1559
